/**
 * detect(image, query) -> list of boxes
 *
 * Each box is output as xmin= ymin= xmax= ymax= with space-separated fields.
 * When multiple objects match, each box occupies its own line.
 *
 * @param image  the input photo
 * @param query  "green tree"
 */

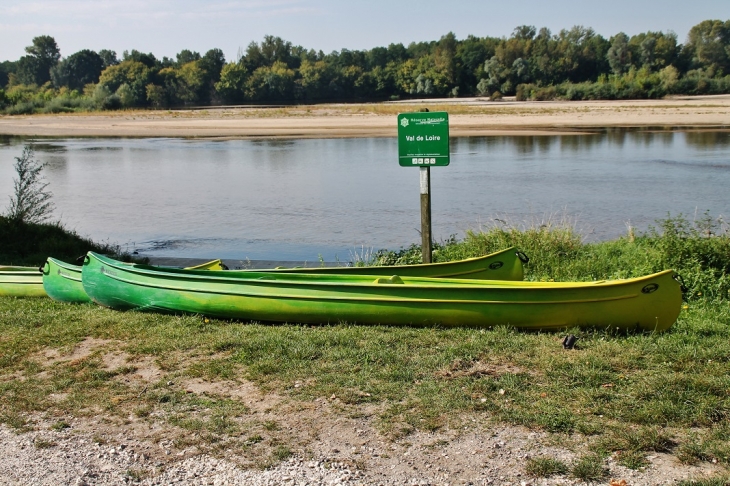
xmin=0 ymin=60 xmax=13 ymax=88
xmin=200 ymin=48 xmax=226 ymax=83
xmin=215 ymin=62 xmax=249 ymax=103
xmin=297 ymin=59 xmax=332 ymax=100
xmin=607 ymin=33 xmax=633 ymax=74
xmin=97 ymin=60 xmax=152 ymax=106
xmin=98 ymin=49 xmax=119 ymax=68
xmin=16 ymin=35 xmax=61 ymax=85
xmin=51 ymin=49 xmax=104 ymax=90
xmin=172 ymin=61 xmax=206 ymax=103
xmin=122 ymin=50 xmax=158 ymax=68
xmin=146 ymin=83 xmax=167 ymax=107
xmin=115 ymin=83 xmax=136 ymax=107
xmin=176 ymin=49 xmax=201 ymax=66
xmin=551 ymin=26 xmax=609 ymax=83
xmin=684 ymin=19 xmax=730 ymax=73
xmin=628 ymin=31 xmax=679 ymax=71
xmin=246 ymin=61 xmax=295 ymax=100
xmin=456 ymin=35 xmax=497 ymax=93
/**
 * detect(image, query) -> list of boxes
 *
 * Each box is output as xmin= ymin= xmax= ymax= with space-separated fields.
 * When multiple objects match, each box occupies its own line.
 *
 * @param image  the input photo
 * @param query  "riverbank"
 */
xmin=1 ymin=96 xmax=729 ymax=139
xmin=2 ymin=220 xmax=730 ymax=485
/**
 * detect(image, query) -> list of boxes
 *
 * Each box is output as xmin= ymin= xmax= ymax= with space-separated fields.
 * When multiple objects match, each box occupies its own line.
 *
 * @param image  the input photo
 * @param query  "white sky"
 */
xmin=1 ymin=0 xmax=728 ymax=63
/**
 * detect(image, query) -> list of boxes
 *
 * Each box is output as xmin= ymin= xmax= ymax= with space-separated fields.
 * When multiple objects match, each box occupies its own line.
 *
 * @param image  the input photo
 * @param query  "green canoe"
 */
xmin=258 ymin=247 xmax=526 ymax=280
xmin=41 ymin=258 xmax=92 ymax=303
xmin=82 ymin=252 xmax=681 ymax=332
xmin=0 ymin=265 xmax=45 ymax=297
xmin=44 ymin=247 xmax=526 ymax=304
xmin=41 ymin=257 xmax=230 ymax=303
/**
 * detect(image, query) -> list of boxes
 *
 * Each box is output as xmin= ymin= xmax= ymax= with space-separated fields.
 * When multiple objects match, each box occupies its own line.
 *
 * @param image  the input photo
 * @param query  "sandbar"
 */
xmin=0 ymin=95 xmax=728 ymax=139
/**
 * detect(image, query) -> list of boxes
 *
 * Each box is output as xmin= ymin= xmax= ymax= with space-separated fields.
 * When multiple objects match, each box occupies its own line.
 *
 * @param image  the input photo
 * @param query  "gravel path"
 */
xmin=0 ymin=418 xmax=723 ymax=486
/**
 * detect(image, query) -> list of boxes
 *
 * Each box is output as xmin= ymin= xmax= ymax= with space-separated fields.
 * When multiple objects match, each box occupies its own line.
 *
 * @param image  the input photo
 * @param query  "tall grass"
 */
xmin=373 ymin=213 xmax=730 ymax=302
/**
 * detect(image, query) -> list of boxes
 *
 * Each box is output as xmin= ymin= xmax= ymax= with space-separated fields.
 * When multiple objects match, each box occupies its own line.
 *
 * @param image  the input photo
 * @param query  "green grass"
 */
xmin=0 ymin=215 xmax=729 ymax=471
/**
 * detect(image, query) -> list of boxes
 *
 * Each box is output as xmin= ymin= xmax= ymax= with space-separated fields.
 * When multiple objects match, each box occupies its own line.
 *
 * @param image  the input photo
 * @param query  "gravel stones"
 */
xmin=0 ymin=418 xmax=723 ymax=485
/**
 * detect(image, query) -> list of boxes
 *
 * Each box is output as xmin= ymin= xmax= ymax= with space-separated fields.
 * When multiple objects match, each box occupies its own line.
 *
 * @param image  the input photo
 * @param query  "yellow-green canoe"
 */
xmin=82 ymin=252 xmax=682 ymax=332
xmin=0 ymin=265 xmax=45 ymax=297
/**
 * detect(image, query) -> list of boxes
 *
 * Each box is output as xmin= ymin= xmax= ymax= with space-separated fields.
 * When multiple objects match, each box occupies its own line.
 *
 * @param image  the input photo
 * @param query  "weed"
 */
xmin=33 ymin=437 xmax=56 ymax=449
xmin=50 ymin=420 xmax=70 ymax=431
xmin=125 ymin=469 xmax=147 ymax=481
xmin=272 ymin=445 xmax=293 ymax=461
xmin=571 ymin=453 xmax=607 ymax=481
xmin=246 ymin=434 xmax=264 ymax=445
xmin=678 ymin=478 xmax=730 ymax=486
xmin=615 ymin=449 xmax=648 ymax=469
xmin=525 ymin=456 xmax=569 ymax=477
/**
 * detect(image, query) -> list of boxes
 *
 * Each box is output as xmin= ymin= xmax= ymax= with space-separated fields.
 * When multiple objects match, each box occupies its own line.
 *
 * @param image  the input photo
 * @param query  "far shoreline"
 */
xmin=0 ymin=96 xmax=729 ymax=139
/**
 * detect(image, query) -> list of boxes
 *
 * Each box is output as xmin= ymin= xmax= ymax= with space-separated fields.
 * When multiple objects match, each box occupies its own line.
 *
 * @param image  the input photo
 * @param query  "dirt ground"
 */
xmin=1 ymin=338 xmax=724 ymax=485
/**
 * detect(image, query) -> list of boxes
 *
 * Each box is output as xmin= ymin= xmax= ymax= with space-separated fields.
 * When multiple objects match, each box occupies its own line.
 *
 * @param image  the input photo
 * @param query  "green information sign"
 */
xmin=397 ymin=112 xmax=450 ymax=167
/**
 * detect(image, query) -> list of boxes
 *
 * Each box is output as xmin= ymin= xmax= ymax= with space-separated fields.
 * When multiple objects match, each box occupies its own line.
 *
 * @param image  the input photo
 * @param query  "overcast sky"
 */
xmin=1 ymin=0 xmax=728 ymax=63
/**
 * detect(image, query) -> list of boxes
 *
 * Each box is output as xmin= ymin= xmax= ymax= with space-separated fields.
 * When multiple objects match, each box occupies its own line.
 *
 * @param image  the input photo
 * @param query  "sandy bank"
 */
xmin=1 ymin=96 xmax=729 ymax=139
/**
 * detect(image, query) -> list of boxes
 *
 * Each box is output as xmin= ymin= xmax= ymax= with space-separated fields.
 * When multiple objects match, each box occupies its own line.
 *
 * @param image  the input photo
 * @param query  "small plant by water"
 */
xmin=5 ymin=145 xmax=54 ymax=224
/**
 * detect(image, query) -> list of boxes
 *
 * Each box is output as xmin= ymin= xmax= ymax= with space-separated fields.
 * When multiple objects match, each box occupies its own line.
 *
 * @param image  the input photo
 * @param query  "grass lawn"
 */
xmin=1 ymin=214 xmax=729 ymax=480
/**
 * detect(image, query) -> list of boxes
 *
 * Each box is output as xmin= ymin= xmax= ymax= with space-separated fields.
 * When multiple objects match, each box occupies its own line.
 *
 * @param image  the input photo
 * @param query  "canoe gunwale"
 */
xmin=44 ymin=258 xmax=84 ymax=283
xmin=96 ymin=254 xmax=676 ymax=291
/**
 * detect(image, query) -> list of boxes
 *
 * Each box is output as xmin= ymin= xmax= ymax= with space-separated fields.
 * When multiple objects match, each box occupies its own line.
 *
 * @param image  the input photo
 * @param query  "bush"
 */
xmin=0 ymin=216 xmax=122 ymax=266
xmin=101 ymin=94 xmax=122 ymax=110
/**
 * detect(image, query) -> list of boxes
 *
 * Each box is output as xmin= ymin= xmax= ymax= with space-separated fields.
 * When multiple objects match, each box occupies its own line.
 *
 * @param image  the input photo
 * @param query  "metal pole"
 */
xmin=420 ymin=166 xmax=432 ymax=263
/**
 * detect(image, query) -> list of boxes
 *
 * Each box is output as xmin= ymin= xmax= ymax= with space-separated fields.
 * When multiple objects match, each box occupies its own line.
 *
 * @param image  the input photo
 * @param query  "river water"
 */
xmin=1 ymin=131 xmax=728 ymax=261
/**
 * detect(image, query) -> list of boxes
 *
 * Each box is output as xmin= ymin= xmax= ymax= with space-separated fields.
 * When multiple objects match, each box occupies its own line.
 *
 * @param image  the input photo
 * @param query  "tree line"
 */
xmin=0 ymin=19 xmax=729 ymax=113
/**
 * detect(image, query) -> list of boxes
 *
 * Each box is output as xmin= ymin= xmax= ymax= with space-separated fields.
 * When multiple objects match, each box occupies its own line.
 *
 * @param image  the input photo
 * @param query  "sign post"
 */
xmin=420 ymin=166 xmax=432 ymax=262
xmin=397 ymin=112 xmax=450 ymax=263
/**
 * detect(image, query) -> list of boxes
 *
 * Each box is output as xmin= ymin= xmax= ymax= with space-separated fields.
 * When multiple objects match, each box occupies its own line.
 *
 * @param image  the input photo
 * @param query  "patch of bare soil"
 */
xmin=1 ymin=344 xmax=725 ymax=485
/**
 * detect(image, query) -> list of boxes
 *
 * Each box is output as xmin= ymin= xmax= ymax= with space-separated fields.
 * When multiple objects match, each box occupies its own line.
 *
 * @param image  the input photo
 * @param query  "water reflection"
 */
xmin=685 ymin=131 xmax=730 ymax=149
xmin=0 ymin=130 xmax=728 ymax=261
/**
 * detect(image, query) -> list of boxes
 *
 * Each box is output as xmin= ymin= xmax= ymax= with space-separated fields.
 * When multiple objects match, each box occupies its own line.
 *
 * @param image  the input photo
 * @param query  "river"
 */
xmin=1 ymin=130 xmax=728 ymax=261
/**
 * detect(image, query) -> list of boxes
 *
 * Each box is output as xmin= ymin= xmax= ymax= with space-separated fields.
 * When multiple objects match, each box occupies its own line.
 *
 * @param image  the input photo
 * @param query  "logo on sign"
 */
xmin=400 ymin=118 xmax=409 ymax=128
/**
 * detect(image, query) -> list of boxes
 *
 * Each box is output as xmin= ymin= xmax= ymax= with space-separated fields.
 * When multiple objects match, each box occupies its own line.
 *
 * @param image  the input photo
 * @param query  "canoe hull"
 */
xmin=82 ymin=252 xmax=681 ymax=332
xmin=0 ymin=266 xmax=45 ymax=297
xmin=42 ymin=258 xmax=231 ymax=303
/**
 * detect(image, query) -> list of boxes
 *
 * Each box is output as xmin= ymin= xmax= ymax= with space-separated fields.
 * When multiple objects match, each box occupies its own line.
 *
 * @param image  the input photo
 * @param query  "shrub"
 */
xmin=5 ymin=145 xmax=55 ymax=224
